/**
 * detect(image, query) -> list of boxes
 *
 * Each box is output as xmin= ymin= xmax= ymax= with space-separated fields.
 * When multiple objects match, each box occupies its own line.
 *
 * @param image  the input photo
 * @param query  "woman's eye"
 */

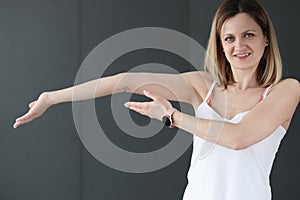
xmin=245 ymin=33 xmax=254 ymax=38
xmin=224 ymin=37 xmax=234 ymax=42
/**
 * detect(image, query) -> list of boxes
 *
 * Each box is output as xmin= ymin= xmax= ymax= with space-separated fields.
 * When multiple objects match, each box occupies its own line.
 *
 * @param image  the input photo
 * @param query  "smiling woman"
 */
xmin=13 ymin=0 xmax=299 ymax=199
xmin=221 ymin=13 xmax=268 ymax=73
xmin=205 ymin=0 xmax=282 ymax=91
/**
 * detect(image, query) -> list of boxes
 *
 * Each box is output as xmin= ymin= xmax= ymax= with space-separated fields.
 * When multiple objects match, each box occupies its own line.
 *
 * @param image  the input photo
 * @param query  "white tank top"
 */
xmin=182 ymin=81 xmax=286 ymax=200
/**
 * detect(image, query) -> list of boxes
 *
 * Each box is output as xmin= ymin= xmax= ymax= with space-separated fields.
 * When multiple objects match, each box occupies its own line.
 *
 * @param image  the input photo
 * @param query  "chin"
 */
xmin=230 ymin=63 xmax=258 ymax=71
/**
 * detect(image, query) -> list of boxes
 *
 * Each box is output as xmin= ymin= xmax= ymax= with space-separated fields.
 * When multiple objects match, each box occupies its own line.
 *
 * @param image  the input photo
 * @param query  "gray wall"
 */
xmin=1 ymin=0 xmax=81 ymax=199
xmin=1 ymin=0 xmax=299 ymax=200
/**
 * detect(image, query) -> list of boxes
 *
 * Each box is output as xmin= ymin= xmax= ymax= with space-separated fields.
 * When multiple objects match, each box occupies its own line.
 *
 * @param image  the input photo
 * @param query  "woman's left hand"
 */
xmin=124 ymin=90 xmax=172 ymax=121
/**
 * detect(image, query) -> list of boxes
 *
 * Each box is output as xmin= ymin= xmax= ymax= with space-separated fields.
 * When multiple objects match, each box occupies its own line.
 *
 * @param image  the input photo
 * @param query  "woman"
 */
xmin=14 ymin=0 xmax=299 ymax=199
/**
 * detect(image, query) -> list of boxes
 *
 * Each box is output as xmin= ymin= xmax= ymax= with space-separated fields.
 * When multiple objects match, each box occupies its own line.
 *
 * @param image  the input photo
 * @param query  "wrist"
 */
xmin=45 ymin=91 xmax=58 ymax=105
xmin=172 ymin=109 xmax=181 ymax=127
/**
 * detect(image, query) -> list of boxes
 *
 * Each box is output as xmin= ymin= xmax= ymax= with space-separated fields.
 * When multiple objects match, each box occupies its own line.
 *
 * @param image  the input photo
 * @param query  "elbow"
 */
xmin=228 ymin=132 xmax=251 ymax=151
xmin=113 ymin=73 xmax=131 ymax=93
xmin=225 ymin=122 xmax=253 ymax=151
xmin=230 ymin=141 xmax=249 ymax=151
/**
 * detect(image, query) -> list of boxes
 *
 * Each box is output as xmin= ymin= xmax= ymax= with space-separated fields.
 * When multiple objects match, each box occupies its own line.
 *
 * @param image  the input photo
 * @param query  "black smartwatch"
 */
xmin=162 ymin=107 xmax=176 ymax=128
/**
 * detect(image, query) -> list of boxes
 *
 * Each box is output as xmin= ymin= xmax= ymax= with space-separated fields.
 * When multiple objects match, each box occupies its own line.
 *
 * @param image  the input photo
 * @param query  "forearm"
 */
xmin=47 ymin=73 xmax=123 ymax=105
xmin=13 ymin=72 xmax=127 ymax=128
xmin=172 ymin=110 xmax=239 ymax=150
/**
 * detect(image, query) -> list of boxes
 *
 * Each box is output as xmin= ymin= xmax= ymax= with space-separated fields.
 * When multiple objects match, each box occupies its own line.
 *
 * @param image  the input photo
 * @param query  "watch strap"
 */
xmin=164 ymin=107 xmax=176 ymax=128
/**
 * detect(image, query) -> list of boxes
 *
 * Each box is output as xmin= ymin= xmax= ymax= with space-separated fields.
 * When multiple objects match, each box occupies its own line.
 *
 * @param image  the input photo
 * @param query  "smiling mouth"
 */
xmin=234 ymin=53 xmax=251 ymax=58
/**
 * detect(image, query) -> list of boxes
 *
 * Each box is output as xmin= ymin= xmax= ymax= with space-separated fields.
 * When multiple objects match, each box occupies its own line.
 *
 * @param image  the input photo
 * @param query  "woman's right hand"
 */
xmin=13 ymin=92 xmax=53 ymax=128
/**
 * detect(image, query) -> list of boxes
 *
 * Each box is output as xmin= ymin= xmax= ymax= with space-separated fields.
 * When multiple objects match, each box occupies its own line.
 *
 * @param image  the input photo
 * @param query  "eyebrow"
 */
xmin=222 ymin=30 xmax=257 ymax=37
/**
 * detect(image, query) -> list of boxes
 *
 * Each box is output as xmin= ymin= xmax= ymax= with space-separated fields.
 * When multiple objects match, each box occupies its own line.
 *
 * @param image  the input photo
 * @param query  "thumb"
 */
xmin=143 ymin=90 xmax=159 ymax=101
xmin=29 ymin=101 xmax=36 ymax=109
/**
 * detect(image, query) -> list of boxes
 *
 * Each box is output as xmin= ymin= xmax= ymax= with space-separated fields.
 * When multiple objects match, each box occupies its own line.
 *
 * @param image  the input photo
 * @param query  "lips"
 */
xmin=234 ymin=53 xmax=251 ymax=58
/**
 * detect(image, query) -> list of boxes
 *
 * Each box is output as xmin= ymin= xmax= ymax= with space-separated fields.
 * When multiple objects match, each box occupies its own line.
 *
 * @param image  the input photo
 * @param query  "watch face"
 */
xmin=162 ymin=116 xmax=171 ymax=127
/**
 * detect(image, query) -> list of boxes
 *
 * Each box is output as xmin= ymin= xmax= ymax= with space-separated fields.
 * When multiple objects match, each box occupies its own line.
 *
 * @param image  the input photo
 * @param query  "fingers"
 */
xmin=13 ymin=112 xmax=37 ymax=128
xmin=124 ymin=101 xmax=143 ymax=109
xmin=14 ymin=101 xmax=37 ymax=128
xmin=13 ymin=121 xmax=22 ymax=129
xmin=124 ymin=102 xmax=149 ymax=116
xmin=13 ymin=116 xmax=28 ymax=128
xmin=13 ymin=119 xmax=24 ymax=128
xmin=143 ymin=90 xmax=171 ymax=108
xmin=14 ymin=96 xmax=50 ymax=129
xmin=128 ymin=106 xmax=148 ymax=116
xmin=13 ymin=117 xmax=32 ymax=128
xmin=15 ymin=113 xmax=30 ymax=123
xmin=124 ymin=90 xmax=170 ymax=119
xmin=143 ymin=90 xmax=160 ymax=101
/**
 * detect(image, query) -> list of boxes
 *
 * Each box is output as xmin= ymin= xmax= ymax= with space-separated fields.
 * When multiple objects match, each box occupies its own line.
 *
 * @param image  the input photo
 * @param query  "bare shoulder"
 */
xmin=181 ymin=71 xmax=215 ymax=104
xmin=271 ymin=78 xmax=300 ymax=99
xmin=181 ymin=71 xmax=214 ymax=85
xmin=279 ymin=78 xmax=300 ymax=87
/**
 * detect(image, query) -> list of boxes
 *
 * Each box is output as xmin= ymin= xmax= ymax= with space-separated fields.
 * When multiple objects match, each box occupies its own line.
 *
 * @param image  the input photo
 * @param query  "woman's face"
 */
xmin=220 ymin=13 xmax=268 ymax=71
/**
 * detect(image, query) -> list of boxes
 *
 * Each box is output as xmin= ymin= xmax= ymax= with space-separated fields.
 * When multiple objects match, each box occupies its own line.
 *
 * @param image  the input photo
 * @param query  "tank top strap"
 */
xmin=204 ymin=80 xmax=217 ymax=102
xmin=260 ymin=84 xmax=273 ymax=100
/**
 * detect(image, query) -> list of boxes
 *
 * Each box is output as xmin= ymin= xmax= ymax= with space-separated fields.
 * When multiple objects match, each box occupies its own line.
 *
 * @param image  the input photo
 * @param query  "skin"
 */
xmin=221 ymin=13 xmax=268 ymax=83
xmin=14 ymin=13 xmax=300 ymax=150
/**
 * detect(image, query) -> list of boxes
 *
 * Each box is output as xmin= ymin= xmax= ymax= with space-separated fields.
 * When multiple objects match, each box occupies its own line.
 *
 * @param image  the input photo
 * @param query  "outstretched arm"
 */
xmin=13 ymin=71 xmax=210 ymax=128
xmin=126 ymin=79 xmax=300 ymax=150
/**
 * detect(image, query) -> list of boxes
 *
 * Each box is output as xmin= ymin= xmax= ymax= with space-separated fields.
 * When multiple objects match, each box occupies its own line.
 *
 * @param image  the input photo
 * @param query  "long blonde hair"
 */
xmin=204 ymin=0 xmax=282 ymax=88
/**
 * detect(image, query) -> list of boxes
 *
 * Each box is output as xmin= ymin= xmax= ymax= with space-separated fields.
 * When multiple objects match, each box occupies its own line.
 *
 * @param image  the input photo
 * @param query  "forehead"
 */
xmin=221 ymin=13 xmax=262 ymax=35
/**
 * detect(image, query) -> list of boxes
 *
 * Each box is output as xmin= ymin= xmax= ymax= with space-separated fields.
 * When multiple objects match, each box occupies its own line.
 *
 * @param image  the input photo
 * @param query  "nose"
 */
xmin=234 ymin=38 xmax=246 ymax=50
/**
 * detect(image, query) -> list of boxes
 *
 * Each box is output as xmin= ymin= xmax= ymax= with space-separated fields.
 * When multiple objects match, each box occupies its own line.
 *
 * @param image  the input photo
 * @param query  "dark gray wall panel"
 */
xmin=0 ymin=0 xmax=81 ymax=200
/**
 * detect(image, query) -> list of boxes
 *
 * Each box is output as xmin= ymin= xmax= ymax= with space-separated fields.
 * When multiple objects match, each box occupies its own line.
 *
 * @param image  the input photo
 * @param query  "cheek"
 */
xmin=223 ymin=46 xmax=233 ymax=59
xmin=254 ymin=43 xmax=267 ymax=58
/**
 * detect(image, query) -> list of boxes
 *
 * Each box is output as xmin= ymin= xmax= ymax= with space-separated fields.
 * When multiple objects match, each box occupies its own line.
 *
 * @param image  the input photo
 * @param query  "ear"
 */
xmin=265 ymin=36 xmax=269 ymax=46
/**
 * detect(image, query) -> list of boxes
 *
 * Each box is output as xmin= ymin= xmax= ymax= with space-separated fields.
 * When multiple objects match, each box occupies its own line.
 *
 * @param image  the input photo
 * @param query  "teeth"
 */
xmin=236 ymin=53 xmax=250 ymax=58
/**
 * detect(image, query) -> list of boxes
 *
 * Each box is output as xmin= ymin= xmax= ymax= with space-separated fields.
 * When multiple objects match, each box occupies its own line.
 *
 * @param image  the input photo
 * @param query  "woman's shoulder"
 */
xmin=181 ymin=71 xmax=215 ymax=103
xmin=182 ymin=71 xmax=214 ymax=84
xmin=271 ymin=78 xmax=300 ymax=99
xmin=278 ymin=77 xmax=299 ymax=83
xmin=275 ymin=78 xmax=299 ymax=89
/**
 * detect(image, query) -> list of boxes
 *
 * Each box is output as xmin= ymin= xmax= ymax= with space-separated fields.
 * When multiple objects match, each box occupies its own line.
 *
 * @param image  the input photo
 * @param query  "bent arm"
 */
xmin=172 ymin=79 xmax=300 ymax=150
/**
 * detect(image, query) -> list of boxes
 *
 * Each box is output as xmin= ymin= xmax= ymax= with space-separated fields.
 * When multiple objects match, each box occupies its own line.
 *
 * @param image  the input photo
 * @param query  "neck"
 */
xmin=231 ymin=69 xmax=258 ymax=91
